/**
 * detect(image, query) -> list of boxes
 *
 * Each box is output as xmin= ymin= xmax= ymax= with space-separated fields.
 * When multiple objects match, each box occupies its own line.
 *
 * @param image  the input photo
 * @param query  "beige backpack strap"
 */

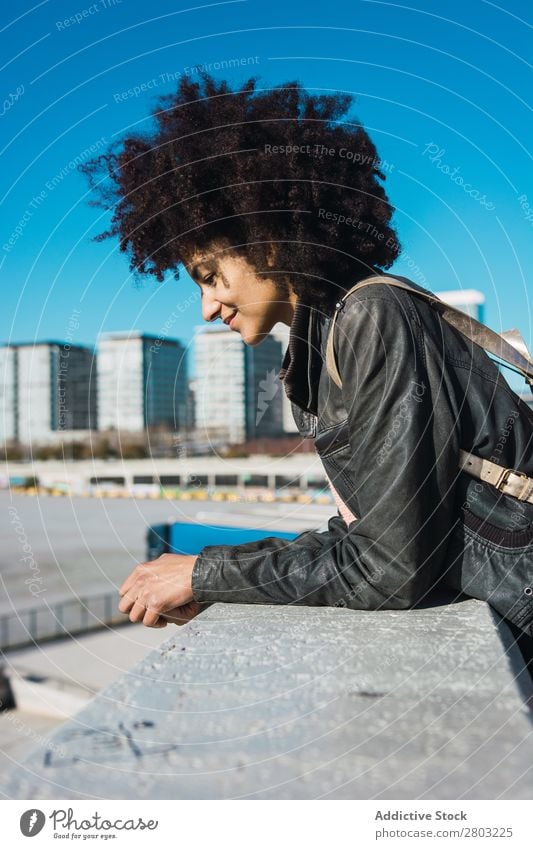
xmin=459 ymin=450 xmax=533 ymax=504
xmin=325 ymin=274 xmax=533 ymax=392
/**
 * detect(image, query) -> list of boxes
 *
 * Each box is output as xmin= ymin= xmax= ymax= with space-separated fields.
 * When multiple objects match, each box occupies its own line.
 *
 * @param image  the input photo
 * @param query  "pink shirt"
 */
xmin=324 ymin=471 xmax=358 ymax=526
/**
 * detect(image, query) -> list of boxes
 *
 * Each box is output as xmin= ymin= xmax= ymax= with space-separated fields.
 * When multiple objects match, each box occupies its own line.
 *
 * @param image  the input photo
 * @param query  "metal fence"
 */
xmin=0 ymin=592 xmax=125 ymax=652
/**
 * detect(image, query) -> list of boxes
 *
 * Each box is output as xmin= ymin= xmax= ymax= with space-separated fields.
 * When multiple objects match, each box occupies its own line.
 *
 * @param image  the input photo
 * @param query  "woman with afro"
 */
xmin=83 ymin=72 xmax=533 ymax=651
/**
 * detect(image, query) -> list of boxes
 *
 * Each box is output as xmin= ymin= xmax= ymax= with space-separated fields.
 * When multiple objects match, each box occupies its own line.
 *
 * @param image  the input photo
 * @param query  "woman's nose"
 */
xmin=201 ymin=291 xmax=222 ymax=323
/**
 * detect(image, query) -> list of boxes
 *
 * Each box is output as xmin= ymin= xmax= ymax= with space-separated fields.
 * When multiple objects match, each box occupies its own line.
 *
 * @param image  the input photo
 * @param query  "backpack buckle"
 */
xmin=494 ymin=467 xmax=533 ymax=500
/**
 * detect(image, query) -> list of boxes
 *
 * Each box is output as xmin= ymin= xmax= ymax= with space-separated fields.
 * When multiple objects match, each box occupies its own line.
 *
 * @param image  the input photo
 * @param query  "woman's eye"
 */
xmin=202 ymin=273 xmax=215 ymax=285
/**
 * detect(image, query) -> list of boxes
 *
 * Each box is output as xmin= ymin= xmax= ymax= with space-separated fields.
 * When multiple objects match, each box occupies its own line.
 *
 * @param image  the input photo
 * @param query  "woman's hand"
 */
xmin=118 ymin=553 xmax=199 ymax=628
xmin=156 ymin=600 xmax=206 ymax=627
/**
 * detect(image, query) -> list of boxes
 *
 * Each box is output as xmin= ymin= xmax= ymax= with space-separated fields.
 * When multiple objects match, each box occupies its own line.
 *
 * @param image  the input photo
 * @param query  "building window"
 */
xmin=90 ymin=476 xmax=125 ymax=486
xmin=243 ymin=474 xmax=268 ymax=487
xmin=160 ymin=475 xmax=181 ymax=486
xmin=275 ymin=475 xmax=300 ymax=489
xmin=186 ymin=475 xmax=208 ymax=487
xmin=214 ymin=475 xmax=239 ymax=486
xmin=306 ymin=478 xmax=328 ymax=490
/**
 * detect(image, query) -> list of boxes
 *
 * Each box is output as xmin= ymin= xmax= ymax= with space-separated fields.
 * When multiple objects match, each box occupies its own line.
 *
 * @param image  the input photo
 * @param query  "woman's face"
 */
xmin=184 ymin=241 xmax=297 ymax=345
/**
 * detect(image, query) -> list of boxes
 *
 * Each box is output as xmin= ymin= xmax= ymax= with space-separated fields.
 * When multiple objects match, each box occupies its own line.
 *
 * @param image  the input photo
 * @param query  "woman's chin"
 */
xmin=236 ymin=324 xmax=254 ymax=345
xmin=240 ymin=332 xmax=263 ymax=346
xmin=238 ymin=324 xmax=273 ymax=346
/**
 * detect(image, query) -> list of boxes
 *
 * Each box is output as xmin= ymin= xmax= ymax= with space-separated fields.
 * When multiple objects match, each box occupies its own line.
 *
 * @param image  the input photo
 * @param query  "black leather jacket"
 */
xmin=191 ymin=272 xmax=533 ymax=634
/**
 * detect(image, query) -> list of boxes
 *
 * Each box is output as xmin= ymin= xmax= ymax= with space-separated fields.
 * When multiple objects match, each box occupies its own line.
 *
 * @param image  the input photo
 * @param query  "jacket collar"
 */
xmin=278 ymin=299 xmax=328 ymax=416
xmin=278 ymin=269 xmax=381 ymax=414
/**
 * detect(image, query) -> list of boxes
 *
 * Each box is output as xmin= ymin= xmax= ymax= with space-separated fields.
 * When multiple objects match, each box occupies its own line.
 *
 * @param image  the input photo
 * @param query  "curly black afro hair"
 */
xmin=82 ymin=71 xmax=401 ymax=314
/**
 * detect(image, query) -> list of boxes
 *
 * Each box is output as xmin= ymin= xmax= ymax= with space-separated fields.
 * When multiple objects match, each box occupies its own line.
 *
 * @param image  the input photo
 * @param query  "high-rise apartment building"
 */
xmin=97 ymin=332 xmax=188 ymax=433
xmin=246 ymin=334 xmax=284 ymax=441
xmin=194 ymin=325 xmax=283 ymax=444
xmin=185 ymin=380 xmax=196 ymax=431
xmin=0 ymin=341 xmax=96 ymax=443
xmin=0 ymin=346 xmax=17 ymax=443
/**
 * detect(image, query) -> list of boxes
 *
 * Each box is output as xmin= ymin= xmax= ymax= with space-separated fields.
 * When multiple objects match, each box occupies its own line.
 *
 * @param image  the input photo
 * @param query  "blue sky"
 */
xmin=1 ymin=0 xmax=532 ymax=389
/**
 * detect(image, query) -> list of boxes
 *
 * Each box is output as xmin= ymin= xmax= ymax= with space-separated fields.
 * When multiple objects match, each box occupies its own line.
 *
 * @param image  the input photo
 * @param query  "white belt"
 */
xmin=459 ymin=450 xmax=533 ymax=504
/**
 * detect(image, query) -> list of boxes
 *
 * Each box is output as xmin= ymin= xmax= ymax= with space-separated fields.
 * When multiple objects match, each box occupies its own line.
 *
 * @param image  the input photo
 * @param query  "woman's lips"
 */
xmin=229 ymin=311 xmax=238 ymax=328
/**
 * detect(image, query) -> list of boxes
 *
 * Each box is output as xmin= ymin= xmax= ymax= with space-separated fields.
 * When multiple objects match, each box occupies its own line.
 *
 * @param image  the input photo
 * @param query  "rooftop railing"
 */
xmin=0 ymin=592 xmax=123 ymax=652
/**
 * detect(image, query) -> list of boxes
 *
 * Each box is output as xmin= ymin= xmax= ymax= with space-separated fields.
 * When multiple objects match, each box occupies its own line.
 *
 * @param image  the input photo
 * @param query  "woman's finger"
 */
xmin=143 ymin=605 xmax=164 ymax=628
xmin=118 ymin=591 xmax=137 ymax=614
xmin=118 ymin=573 xmax=138 ymax=597
xmin=128 ymin=600 xmax=147 ymax=623
xmin=163 ymin=601 xmax=203 ymax=625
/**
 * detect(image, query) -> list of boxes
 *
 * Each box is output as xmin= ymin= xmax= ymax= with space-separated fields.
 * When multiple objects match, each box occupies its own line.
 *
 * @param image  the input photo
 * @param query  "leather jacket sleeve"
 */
xmin=191 ymin=292 xmax=461 ymax=609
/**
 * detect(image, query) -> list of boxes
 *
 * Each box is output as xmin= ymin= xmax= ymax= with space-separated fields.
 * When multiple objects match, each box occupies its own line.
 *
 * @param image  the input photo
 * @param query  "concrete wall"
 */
xmin=2 ymin=595 xmax=532 ymax=799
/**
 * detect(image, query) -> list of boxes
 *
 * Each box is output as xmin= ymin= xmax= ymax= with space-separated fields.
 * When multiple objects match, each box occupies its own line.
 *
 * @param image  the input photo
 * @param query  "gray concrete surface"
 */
xmin=0 ymin=711 xmax=62 ymax=783
xmin=1 ymin=596 xmax=532 ymax=800
xmin=0 ymin=623 xmax=172 ymax=781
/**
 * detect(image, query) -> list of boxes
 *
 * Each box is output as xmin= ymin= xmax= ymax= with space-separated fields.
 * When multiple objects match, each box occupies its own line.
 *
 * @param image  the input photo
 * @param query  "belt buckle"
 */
xmin=494 ymin=466 xmax=531 ymax=499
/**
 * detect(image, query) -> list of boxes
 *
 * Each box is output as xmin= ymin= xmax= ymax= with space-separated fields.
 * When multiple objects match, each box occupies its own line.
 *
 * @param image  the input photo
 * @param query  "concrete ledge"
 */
xmin=1 ymin=596 xmax=532 ymax=800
